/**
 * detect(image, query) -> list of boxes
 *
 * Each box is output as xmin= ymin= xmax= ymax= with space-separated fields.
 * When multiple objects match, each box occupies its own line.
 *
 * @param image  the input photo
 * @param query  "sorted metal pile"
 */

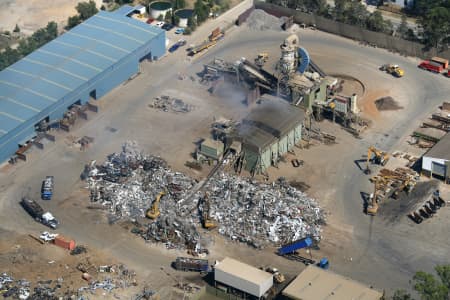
xmin=86 ymin=142 xmax=325 ymax=249
xmin=149 ymin=95 xmax=193 ymax=113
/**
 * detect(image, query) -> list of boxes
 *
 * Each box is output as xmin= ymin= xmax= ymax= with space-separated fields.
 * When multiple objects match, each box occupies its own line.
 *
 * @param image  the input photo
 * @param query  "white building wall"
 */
xmin=422 ymin=156 xmax=449 ymax=171
xmin=215 ymin=269 xmax=272 ymax=297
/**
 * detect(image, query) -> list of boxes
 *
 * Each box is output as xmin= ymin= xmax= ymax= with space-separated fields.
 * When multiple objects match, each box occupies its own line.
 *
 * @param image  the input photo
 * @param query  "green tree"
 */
xmin=13 ymin=24 xmax=20 ymax=33
xmin=194 ymin=0 xmax=210 ymax=24
xmin=173 ymin=14 xmax=180 ymax=26
xmin=418 ymin=5 xmax=450 ymax=49
xmin=157 ymin=14 xmax=164 ymax=21
xmin=392 ymin=289 xmax=414 ymax=300
xmin=164 ymin=10 xmax=173 ymax=23
xmin=0 ymin=47 xmax=21 ymax=71
xmin=396 ymin=15 xmax=409 ymax=38
xmin=183 ymin=26 xmax=191 ymax=35
xmin=413 ymin=271 xmax=448 ymax=300
xmin=174 ymin=0 xmax=186 ymax=10
xmin=187 ymin=16 xmax=197 ymax=30
xmin=66 ymin=15 xmax=81 ymax=29
xmin=435 ymin=265 xmax=450 ymax=289
xmin=76 ymin=0 xmax=99 ymax=21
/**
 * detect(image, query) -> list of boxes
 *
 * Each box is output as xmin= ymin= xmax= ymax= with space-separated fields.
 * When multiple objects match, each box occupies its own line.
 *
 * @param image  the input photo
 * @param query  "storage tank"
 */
xmin=279 ymin=35 xmax=299 ymax=74
xmin=150 ymin=1 xmax=172 ymax=19
xmin=174 ymin=9 xmax=195 ymax=27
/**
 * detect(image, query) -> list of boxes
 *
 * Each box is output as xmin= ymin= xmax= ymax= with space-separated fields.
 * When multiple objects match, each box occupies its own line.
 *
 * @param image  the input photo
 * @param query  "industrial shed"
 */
xmin=282 ymin=266 xmax=383 ymax=300
xmin=236 ymin=95 xmax=305 ymax=174
xmin=214 ymin=257 xmax=273 ymax=299
xmin=0 ymin=11 xmax=165 ymax=164
xmin=421 ymin=132 xmax=450 ymax=183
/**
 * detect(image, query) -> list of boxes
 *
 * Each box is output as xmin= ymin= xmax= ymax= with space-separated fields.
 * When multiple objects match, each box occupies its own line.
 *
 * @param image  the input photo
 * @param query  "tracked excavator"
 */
xmin=146 ymin=191 xmax=166 ymax=219
xmin=200 ymin=193 xmax=216 ymax=230
xmin=364 ymin=146 xmax=390 ymax=174
xmin=367 ymin=177 xmax=384 ymax=216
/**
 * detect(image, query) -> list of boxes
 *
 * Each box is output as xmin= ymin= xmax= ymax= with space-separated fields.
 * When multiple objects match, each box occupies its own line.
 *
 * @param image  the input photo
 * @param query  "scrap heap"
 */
xmin=86 ymin=142 xmax=325 ymax=249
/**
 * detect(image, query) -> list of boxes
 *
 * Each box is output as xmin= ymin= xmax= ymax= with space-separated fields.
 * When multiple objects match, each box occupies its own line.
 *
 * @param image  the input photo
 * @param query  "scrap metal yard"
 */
xmin=1 ymin=2 xmax=450 ymax=299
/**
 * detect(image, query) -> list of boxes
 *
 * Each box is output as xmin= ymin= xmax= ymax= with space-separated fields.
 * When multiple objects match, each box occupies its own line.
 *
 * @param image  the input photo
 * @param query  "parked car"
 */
xmin=169 ymin=43 xmax=180 ymax=53
xmin=162 ymin=23 xmax=174 ymax=31
xmin=155 ymin=21 xmax=165 ymax=28
xmin=175 ymin=27 xmax=185 ymax=34
xmin=40 ymin=231 xmax=58 ymax=242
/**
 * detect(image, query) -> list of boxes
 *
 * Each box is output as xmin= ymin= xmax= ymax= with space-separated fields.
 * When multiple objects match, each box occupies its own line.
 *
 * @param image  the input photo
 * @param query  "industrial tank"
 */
xmin=174 ymin=9 xmax=195 ymax=27
xmin=150 ymin=1 xmax=172 ymax=19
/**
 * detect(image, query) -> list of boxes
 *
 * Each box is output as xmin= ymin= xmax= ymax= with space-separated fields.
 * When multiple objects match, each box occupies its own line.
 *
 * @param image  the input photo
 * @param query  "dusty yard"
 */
xmin=0 ymin=0 xmax=103 ymax=34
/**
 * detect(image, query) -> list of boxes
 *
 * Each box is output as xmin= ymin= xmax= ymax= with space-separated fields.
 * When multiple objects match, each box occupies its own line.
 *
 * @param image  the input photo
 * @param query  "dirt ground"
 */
xmin=0 ymin=0 xmax=103 ymax=35
xmin=0 ymin=229 xmax=143 ymax=299
xmin=1 ymin=11 xmax=450 ymax=298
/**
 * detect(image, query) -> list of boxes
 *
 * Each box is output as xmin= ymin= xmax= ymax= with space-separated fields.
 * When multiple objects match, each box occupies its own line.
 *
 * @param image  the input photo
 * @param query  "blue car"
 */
xmin=169 ymin=44 xmax=180 ymax=53
xmin=175 ymin=28 xmax=185 ymax=34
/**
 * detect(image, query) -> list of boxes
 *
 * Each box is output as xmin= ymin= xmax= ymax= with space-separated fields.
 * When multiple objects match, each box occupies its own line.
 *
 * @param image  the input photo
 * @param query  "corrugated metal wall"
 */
xmin=243 ymin=125 xmax=303 ymax=173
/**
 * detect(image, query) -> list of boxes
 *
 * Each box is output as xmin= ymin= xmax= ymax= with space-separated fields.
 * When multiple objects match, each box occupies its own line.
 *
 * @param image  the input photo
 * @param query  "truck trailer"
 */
xmin=41 ymin=176 xmax=54 ymax=200
xmin=20 ymin=198 xmax=59 ymax=229
xmin=419 ymin=61 xmax=444 ymax=73
xmin=173 ymin=257 xmax=209 ymax=272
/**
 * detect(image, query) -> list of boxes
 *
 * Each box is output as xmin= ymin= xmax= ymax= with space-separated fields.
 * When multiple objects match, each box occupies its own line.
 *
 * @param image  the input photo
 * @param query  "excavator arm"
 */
xmin=365 ymin=146 xmax=390 ymax=174
xmin=146 ymin=191 xmax=166 ymax=219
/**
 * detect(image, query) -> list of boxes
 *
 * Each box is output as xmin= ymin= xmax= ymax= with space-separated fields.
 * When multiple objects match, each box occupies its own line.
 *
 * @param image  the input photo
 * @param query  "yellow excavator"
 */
xmin=367 ymin=177 xmax=384 ymax=216
xmin=146 ymin=191 xmax=166 ymax=219
xmin=201 ymin=193 xmax=216 ymax=230
xmin=364 ymin=146 xmax=390 ymax=174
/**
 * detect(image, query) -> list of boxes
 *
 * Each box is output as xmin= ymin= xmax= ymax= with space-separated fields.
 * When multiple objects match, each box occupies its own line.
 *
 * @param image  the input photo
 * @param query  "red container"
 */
xmin=53 ymin=236 xmax=75 ymax=250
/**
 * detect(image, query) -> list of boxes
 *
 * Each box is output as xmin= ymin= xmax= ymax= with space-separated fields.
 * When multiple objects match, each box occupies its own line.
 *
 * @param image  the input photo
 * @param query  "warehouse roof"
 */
xmin=0 ymin=11 xmax=163 ymax=138
xmin=282 ymin=266 xmax=383 ymax=300
xmin=238 ymin=95 xmax=304 ymax=151
xmin=215 ymin=257 xmax=273 ymax=286
xmin=113 ymin=5 xmax=136 ymax=16
xmin=244 ymin=95 xmax=305 ymax=138
xmin=424 ymin=132 xmax=450 ymax=160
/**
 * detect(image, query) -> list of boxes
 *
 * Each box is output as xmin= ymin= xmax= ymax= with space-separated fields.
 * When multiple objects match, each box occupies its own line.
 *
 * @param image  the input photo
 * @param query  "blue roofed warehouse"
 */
xmin=0 ymin=10 xmax=165 ymax=163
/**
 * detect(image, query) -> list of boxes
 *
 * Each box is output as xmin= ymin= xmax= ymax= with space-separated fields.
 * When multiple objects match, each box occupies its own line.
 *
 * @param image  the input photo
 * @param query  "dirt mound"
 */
xmin=375 ymin=97 xmax=403 ymax=111
xmin=246 ymin=9 xmax=283 ymax=31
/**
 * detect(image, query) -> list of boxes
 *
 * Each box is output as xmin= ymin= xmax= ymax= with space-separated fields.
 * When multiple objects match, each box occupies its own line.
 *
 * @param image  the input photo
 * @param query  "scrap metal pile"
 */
xmin=86 ymin=142 xmax=325 ymax=249
xmin=149 ymin=95 xmax=193 ymax=113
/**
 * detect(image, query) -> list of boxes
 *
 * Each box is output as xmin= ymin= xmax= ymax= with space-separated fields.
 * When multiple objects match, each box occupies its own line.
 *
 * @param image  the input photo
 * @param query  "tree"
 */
xmin=435 ymin=265 xmax=450 ymax=289
xmin=174 ymin=0 xmax=186 ymax=10
xmin=187 ymin=16 xmax=197 ymax=31
xmin=392 ymin=289 xmax=414 ymax=300
xmin=418 ymin=5 xmax=450 ymax=49
xmin=66 ymin=15 xmax=81 ymax=29
xmin=13 ymin=24 xmax=20 ymax=33
xmin=396 ymin=15 xmax=409 ymax=38
xmin=413 ymin=271 xmax=448 ymax=300
xmin=157 ymin=14 xmax=164 ymax=21
xmin=76 ymin=0 xmax=98 ymax=21
xmin=194 ymin=0 xmax=210 ymax=24
xmin=164 ymin=10 xmax=173 ymax=23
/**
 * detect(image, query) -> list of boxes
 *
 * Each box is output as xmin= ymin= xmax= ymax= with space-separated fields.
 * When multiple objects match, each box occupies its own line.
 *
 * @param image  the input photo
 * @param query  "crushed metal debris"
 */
xmin=85 ymin=142 xmax=325 ymax=250
xmin=149 ymin=95 xmax=193 ymax=113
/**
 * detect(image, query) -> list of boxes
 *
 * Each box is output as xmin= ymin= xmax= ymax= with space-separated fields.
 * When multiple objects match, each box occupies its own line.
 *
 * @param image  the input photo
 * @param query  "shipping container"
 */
xmin=53 ymin=236 xmax=75 ymax=250
xmin=431 ymin=57 xmax=449 ymax=69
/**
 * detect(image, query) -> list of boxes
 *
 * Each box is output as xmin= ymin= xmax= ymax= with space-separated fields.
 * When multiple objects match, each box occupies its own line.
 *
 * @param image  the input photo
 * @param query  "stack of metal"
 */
xmin=86 ymin=142 xmax=325 ymax=250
